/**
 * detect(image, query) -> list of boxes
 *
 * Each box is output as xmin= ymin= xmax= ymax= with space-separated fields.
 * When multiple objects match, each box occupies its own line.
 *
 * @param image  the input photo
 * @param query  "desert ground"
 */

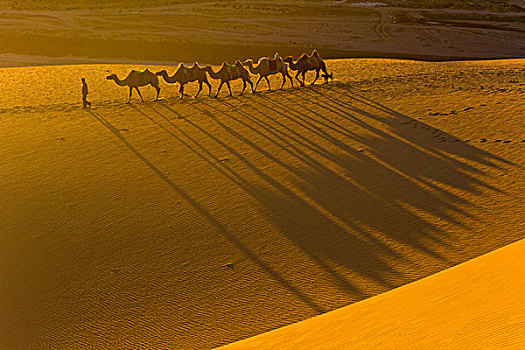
xmin=1 ymin=0 xmax=524 ymax=349
xmin=219 ymin=236 xmax=525 ymax=349
xmin=1 ymin=58 xmax=523 ymax=349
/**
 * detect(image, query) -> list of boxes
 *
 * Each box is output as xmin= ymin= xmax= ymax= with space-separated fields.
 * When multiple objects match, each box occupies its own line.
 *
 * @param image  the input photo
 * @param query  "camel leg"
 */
xmin=323 ymin=68 xmax=331 ymax=83
xmin=226 ymin=81 xmax=232 ymax=96
xmin=288 ymin=73 xmax=294 ymax=88
xmin=179 ymin=84 xmax=185 ymax=99
xmin=311 ymin=69 xmax=320 ymax=85
xmin=248 ymin=79 xmax=254 ymax=93
xmin=205 ymin=81 xmax=212 ymax=96
xmin=254 ymin=76 xmax=263 ymax=91
xmin=195 ymin=82 xmax=203 ymax=98
xmin=280 ymin=73 xmax=286 ymax=89
xmin=265 ymin=76 xmax=271 ymax=91
xmin=322 ymin=64 xmax=330 ymax=83
xmin=295 ymin=71 xmax=303 ymax=86
xmin=240 ymin=80 xmax=246 ymax=95
xmin=127 ymin=87 xmax=133 ymax=103
xmin=135 ymin=87 xmax=144 ymax=102
xmin=215 ymin=81 xmax=224 ymax=98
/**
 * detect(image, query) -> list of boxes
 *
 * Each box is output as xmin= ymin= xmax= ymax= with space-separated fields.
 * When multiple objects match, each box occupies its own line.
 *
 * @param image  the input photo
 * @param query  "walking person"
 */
xmin=81 ymin=78 xmax=92 ymax=108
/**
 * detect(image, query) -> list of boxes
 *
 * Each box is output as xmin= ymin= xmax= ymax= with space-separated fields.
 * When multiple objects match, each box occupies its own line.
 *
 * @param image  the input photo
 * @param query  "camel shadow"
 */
xmin=180 ymin=84 xmax=512 ymax=295
xmin=87 ymin=80 xmax=515 ymax=311
xmin=86 ymin=108 xmax=327 ymax=314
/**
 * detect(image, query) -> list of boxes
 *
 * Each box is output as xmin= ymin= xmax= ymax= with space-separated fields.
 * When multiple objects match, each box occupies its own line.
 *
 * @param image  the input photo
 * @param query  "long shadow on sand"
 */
xmin=192 ymin=85 xmax=510 ymax=293
xmin=88 ymin=80 xmax=514 ymax=321
xmin=87 ymin=109 xmax=326 ymax=314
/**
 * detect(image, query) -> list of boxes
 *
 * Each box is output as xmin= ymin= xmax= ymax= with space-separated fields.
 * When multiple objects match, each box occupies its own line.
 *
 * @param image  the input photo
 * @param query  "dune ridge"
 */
xmin=1 ymin=1 xmax=523 ymax=67
xmin=218 ymin=237 xmax=525 ymax=349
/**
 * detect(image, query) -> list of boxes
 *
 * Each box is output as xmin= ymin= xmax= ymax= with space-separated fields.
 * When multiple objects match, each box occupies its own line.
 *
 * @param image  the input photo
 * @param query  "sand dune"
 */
xmin=0 ymin=1 xmax=523 ymax=66
xmin=219 ymin=237 xmax=525 ymax=349
xmin=1 ymin=59 xmax=524 ymax=349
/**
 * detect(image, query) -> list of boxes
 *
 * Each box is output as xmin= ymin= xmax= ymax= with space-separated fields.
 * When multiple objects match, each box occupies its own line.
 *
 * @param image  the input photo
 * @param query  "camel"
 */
xmin=242 ymin=53 xmax=294 ymax=91
xmin=283 ymin=50 xmax=333 ymax=87
xmin=106 ymin=69 xmax=160 ymax=103
xmin=204 ymin=61 xmax=254 ymax=97
xmin=156 ymin=62 xmax=212 ymax=98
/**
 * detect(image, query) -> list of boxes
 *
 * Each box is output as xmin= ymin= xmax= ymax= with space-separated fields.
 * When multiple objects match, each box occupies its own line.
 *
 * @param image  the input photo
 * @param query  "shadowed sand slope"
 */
xmin=219 ymin=238 xmax=525 ymax=349
xmin=0 ymin=59 xmax=524 ymax=349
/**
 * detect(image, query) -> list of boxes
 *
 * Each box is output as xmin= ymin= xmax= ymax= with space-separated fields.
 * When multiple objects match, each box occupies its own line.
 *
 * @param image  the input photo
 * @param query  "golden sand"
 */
xmin=1 ymin=59 xmax=524 ymax=349
xmin=219 ymin=238 xmax=525 ymax=349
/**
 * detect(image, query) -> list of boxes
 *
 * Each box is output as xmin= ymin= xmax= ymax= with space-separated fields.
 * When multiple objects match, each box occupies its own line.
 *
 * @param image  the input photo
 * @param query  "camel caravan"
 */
xmin=106 ymin=50 xmax=332 ymax=103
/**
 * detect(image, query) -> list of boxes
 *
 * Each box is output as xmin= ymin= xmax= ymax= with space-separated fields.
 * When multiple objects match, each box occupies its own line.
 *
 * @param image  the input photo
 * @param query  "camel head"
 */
xmin=106 ymin=74 xmax=117 ymax=80
xmin=155 ymin=70 xmax=168 ymax=77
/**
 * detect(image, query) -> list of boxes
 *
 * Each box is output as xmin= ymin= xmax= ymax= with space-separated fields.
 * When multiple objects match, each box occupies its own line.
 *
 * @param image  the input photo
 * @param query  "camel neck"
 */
xmin=288 ymin=61 xmax=299 ymax=69
xmin=162 ymin=72 xmax=177 ymax=83
xmin=246 ymin=62 xmax=258 ymax=74
xmin=113 ymin=76 xmax=128 ymax=86
xmin=206 ymin=66 xmax=220 ymax=79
